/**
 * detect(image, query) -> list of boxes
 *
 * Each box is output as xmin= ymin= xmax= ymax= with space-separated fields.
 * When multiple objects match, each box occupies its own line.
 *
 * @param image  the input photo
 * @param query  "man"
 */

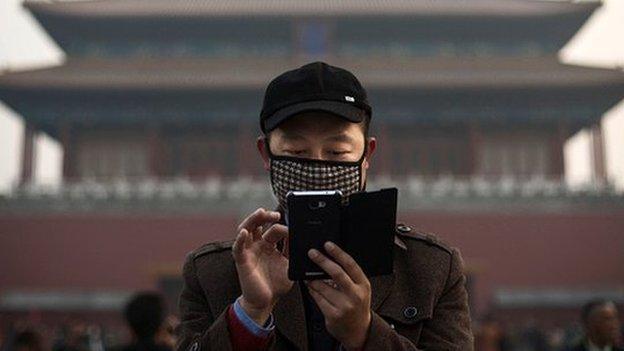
xmin=568 ymin=300 xmax=622 ymax=351
xmin=177 ymin=62 xmax=473 ymax=350
xmin=8 ymin=328 xmax=44 ymax=351
xmin=122 ymin=292 xmax=175 ymax=351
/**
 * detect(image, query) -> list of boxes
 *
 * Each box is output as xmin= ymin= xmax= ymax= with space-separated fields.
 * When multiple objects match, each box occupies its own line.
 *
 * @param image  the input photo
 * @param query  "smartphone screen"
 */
xmin=286 ymin=190 xmax=342 ymax=280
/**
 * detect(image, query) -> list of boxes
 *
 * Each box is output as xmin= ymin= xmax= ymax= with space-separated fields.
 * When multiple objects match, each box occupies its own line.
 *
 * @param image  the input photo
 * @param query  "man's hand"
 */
xmin=306 ymin=241 xmax=372 ymax=350
xmin=232 ymin=208 xmax=293 ymax=325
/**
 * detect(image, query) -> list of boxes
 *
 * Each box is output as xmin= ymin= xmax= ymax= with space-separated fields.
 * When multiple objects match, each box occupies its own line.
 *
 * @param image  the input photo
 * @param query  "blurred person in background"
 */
xmin=53 ymin=322 xmax=90 ymax=351
xmin=121 ymin=293 xmax=175 ymax=351
xmin=518 ymin=320 xmax=549 ymax=351
xmin=156 ymin=316 xmax=179 ymax=351
xmin=7 ymin=328 xmax=44 ymax=351
xmin=567 ymin=299 xmax=622 ymax=351
xmin=474 ymin=313 xmax=509 ymax=351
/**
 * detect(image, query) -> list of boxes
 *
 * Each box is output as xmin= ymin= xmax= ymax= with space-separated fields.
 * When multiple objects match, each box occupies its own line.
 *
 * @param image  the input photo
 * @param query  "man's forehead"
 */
xmin=271 ymin=112 xmax=362 ymax=140
xmin=278 ymin=130 xmax=356 ymax=143
xmin=277 ymin=111 xmax=352 ymax=129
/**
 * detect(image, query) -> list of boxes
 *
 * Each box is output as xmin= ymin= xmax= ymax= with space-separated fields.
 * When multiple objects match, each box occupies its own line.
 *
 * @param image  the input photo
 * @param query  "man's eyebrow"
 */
xmin=325 ymin=133 xmax=356 ymax=143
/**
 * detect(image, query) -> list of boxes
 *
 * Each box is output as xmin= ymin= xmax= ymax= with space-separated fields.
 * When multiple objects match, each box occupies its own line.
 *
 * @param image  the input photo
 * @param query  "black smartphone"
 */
xmin=287 ymin=190 xmax=342 ymax=280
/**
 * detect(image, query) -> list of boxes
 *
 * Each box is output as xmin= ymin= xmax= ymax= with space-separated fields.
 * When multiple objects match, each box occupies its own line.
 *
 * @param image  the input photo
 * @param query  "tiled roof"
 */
xmin=25 ymin=0 xmax=599 ymax=18
xmin=1 ymin=57 xmax=622 ymax=91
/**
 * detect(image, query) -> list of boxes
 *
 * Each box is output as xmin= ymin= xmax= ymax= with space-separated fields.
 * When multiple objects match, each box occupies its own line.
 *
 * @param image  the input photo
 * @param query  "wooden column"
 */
xmin=237 ymin=122 xmax=253 ymax=178
xmin=19 ymin=123 xmax=36 ymax=185
xmin=590 ymin=122 xmax=607 ymax=184
xmin=551 ymin=121 xmax=567 ymax=180
xmin=148 ymin=125 xmax=165 ymax=178
xmin=467 ymin=122 xmax=481 ymax=178
xmin=59 ymin=122 xmax=75 ymax=181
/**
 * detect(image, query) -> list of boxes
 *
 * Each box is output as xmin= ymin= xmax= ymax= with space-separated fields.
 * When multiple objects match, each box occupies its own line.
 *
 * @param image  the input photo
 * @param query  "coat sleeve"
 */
xmin=176 ymin=253 xmax=233 ymax=351
xmin=362 ymin=248 xmax=474 ymax=351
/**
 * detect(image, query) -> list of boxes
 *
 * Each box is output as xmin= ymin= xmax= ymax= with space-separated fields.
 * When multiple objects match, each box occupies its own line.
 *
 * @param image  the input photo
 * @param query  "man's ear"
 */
xmin=257 ymin=136 xmax=271 ymax=171
xmin=363 ymin=137 xmax=376 ymax=171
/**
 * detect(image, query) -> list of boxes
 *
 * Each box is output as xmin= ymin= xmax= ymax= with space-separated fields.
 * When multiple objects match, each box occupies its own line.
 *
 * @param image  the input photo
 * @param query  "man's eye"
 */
xmin=285 ymin=150 xmax=305 ymax=155
xmin=330 ymin=151 xmax=350 ymax=156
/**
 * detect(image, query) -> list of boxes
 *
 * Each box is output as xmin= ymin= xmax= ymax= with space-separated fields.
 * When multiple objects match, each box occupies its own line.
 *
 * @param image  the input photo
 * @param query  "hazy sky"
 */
xmin=0 ymin=0 xmax=623 ymax=193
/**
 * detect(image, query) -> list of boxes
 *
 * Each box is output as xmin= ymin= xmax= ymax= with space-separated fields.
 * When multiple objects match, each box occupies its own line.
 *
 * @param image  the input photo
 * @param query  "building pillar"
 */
xmin=467 ymin=122 xmax=481 ymax=178
xmin=148 ymin=125 xmax=165 ymax=178
xmin=551 ymin=121 xmax=567 ymax=180
xmin=20 ymin=123 xmax=36 ymax=185
xmin=590 ymin=122 xmax=607 ymax=184
xmin=59 ymin=122 xmax=75 ymax=181
xmin=237 ymin=122 xmax=253 ymax=178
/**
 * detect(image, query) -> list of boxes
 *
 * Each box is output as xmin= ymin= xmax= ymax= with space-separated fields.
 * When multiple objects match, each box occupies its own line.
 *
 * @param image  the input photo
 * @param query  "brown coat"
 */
xmin=176 ymin=224 xmax=474 ymax=351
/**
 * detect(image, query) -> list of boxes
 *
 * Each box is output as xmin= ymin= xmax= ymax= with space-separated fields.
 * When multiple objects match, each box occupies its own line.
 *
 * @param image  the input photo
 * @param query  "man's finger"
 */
xmin=307 ymin=284 xmax=339 ymax=318
xmin=262 ymin=224 xmax=288 ymax=245
xmin=232 ymin=229 xmax=248 ymax=264
xmin=243 ymin=228 xmax=253 ymax=249
xmin=308 ymin=249 xmax=356 ymax=293
xmin=251 ymin=226 xmax=263 ymax=242
xmin=324 ymin=241 xmax=367 ymax=285
xmin=307 ymin=280 xmax=347 ymax=307
xmin=237 ymin=208 xmax=280 ymax=233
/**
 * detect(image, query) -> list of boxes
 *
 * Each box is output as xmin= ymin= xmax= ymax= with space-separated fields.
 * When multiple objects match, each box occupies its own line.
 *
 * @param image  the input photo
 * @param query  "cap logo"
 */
xmin=344 ymin=96 xmax=355 ymax=102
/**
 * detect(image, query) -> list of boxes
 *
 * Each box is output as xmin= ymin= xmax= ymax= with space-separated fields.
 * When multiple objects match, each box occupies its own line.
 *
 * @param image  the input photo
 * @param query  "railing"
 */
xmin=1 ymin=177 xmax=622 ymax=213
xmin=9 ymin=178 xmax=271 ymax=201
xmin=372 ymin=176 xmax=619 ymax=199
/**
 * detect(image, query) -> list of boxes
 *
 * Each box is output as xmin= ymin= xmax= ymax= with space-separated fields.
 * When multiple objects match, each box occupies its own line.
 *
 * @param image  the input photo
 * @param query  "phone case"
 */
xmin=341 ymin=188 xmax=397 ymax=277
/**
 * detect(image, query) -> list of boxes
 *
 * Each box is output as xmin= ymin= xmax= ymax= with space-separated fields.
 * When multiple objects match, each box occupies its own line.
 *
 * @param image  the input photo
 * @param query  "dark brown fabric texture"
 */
xmin=176 ymin=226 xmax=474 ymax=351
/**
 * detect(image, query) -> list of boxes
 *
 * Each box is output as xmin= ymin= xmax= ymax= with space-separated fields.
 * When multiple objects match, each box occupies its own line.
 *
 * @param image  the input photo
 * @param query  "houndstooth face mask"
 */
xmin=268 ymin=144 xmax=365 ymax=210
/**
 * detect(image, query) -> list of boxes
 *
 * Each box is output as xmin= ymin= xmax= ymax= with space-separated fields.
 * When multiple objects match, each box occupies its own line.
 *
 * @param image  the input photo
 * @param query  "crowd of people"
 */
xmin=474 ymin=300 xmax=623 ymax=351
xmin=0 ymin=293 xmax=178 ymax=351
xmin=0 ymin=294 xmax=621 ymax=351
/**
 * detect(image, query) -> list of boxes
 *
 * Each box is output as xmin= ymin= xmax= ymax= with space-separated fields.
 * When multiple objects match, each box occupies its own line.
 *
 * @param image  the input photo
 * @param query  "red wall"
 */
xmin=1 ymin=210 xmax=623 ymax=321
xmin=0 ymin=214 xmax=238 ymax=290
xmin=400 ymin=210 xmax=624 ymax=315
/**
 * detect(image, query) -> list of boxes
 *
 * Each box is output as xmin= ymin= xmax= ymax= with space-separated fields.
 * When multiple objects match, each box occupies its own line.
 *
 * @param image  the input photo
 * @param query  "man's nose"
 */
xmin=310 ymin=148 xmax=325 ymax=160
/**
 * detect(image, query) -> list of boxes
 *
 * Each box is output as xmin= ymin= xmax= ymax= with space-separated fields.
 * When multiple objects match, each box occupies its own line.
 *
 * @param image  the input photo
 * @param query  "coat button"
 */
xmin=397 ymin=224 xmax=412 ymax=233
xmin=403 ymin=306 xmax=418 ymax=319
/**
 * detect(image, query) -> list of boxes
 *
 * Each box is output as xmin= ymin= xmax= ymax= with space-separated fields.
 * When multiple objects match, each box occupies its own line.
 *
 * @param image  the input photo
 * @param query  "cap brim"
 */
xmin=263 ymin=100 xmax=367 ymax=132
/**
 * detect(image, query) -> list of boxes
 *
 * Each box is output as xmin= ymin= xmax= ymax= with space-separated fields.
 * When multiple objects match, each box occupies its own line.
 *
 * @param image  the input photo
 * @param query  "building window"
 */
xmin=388 ymin=134 xmax=467 ymax=178
xmin=76 ymin=135 xmax=148 ymax=180
xmin=478 ymin=134 xmax=550 ymax=179
xmin=171 ymin=139 xmax=229 ymax=178
xmin=168 ymin=132 xmax=239 ymax=179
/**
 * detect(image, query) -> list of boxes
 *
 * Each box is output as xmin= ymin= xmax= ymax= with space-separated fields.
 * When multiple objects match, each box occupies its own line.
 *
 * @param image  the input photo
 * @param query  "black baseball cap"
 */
xmin=260 ymin=62 xmax=372 ymax=133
